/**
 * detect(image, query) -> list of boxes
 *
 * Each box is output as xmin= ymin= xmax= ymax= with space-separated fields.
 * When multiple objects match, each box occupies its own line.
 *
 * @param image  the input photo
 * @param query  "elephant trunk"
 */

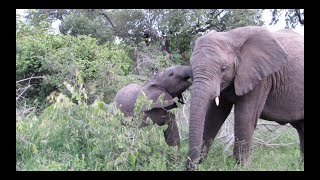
xmin=185 ymin=66 xmax=193 ymax=79
xmin=187 ymin=78 xmax=219 ymax=170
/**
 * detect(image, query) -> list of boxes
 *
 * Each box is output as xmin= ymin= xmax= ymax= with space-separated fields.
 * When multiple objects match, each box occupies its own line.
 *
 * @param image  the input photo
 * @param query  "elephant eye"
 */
xmin=221 ymin=65 xmax=229 ymax=72
xmin=169 ymin=72 xmax=174 ymax=77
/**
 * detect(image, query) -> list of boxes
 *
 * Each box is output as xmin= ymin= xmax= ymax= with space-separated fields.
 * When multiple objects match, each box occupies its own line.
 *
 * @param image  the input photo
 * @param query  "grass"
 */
xmin=197 ymin=133 xmax=303 ymax=171
xmin=16 ymin=91 xmax=304 ymax=171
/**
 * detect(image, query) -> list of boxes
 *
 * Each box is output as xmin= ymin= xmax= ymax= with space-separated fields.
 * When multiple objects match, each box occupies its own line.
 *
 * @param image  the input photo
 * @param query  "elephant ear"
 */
xmin=141 ymin=85 xmax=176 ymax=111
xmin=234 ymin=28 xmax=288 ymax=96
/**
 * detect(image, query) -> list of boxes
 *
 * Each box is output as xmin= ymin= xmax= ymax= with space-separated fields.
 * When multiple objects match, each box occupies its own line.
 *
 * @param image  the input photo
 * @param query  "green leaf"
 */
xmin=157 ymin=93 xmax=165 ymax=104
xmin=128 ymin=153 xmax=136 ymax=166
xmin=145 ymin=117 xmax=153 ymax=125
xmin=97 ymin=101 xmax=104 ymax=110
xmin=145 ymin=146 xmax=152 ymax=153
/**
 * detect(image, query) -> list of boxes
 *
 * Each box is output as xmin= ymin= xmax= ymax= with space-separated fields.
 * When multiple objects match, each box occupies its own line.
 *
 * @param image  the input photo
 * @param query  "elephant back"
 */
xmin=113 ymin=83 xmax=142 ymax=117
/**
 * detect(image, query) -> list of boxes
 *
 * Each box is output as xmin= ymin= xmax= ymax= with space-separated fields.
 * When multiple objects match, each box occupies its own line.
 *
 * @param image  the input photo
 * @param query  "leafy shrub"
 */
xmin=16 ymin=82 xmax=180 ymax=171
xmin=16 ymin=21 xmax=134 ymax=109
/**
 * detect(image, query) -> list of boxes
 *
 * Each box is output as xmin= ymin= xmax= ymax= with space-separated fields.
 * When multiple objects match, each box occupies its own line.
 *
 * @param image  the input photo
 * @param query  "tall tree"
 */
xmin=25 ymin=9 xmax=264 ymax=49
xmin=59 ymin=10 xmax=115 ymax=44
xmin=269 ymin=9 xmax=304 ymax=29
xmin=25 ymin=9 xmax=73 ymax=26
xmin=158 ymin=9 xmax=264 ymax=56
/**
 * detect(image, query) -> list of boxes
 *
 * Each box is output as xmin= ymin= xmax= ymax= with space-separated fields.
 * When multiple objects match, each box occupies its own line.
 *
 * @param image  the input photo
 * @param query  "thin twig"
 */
xmin=261 ymin=124 xmax=276 ymax=132
xmin=130 ymin=133 xmax=136 ymax=148
xmin=16 ymin=86 xmax=30 ymax=92
xmin=254 ymin=133 xmax=281 ymax=144
xmin=16 ymin=76 xmax=46 ymax=83
xmin=17 ymin=107 xmax=35 ymax=117
xmin=257 ymin=122 xmax=289 ymax=126
xmin=182 ymin=103 xmax=189 ymax=125
xmin=254 ymin=141 xmax=298 ymax=147
xmin=28 ymin=73 xmax=35 ymax=84
xmin=16 ymin=85 xmax=31 ymax=101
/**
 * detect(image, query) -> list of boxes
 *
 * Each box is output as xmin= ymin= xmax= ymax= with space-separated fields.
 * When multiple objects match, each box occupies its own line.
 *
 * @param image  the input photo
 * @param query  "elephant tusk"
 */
xmin=215 ymin=96 xmax=219 ymax=106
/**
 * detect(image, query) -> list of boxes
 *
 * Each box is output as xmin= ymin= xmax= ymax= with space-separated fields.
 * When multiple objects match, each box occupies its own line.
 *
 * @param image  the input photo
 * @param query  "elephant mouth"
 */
xmin=177 ymin=77 xmax=192 ymax=105
xmin=185 ymin=77 xmax=193 ymax=84
xmin=178 ymin=94 xmax=185 ymax=104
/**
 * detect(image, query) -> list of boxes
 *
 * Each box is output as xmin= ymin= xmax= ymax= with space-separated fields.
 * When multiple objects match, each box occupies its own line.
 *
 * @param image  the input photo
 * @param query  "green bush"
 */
xmin=16 ymin=83 xmax=179 ymax=171
xmin=16 ymin=21 xmax=134 ymax=109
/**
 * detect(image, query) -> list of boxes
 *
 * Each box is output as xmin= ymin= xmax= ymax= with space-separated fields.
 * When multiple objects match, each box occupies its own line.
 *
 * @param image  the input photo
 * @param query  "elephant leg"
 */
xmin=290 ymin=119 xmax=304 ymax=161
xmin=163 ymin=113 xmax=181 ymax=148
xmin=140 ymin=109 xmax=164 ymax=128
xmin=200 ymin=99 xmax=233 ymax=163
xmin=233 ymin=84 xmax=270 ymax=165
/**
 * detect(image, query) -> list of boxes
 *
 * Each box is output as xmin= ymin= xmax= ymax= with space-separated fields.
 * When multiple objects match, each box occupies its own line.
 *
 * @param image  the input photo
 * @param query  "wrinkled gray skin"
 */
xmin=187 ymin=26 xmax=304 ymax=170
xmin=114 ymin=65 xmax=192 ymax=147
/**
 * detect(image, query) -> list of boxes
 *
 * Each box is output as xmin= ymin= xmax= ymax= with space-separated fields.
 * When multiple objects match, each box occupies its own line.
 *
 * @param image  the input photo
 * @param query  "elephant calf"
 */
xmin=113 ymin=65 xmax=192 ymax=147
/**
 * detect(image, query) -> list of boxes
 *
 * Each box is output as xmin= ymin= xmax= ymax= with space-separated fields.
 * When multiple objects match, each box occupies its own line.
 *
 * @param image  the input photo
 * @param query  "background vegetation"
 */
xmin=16 ymin=9 xmax=304 ymax=171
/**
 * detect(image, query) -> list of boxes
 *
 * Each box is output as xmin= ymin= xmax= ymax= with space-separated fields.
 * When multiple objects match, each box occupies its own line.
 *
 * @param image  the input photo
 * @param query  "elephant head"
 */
xmin=143 ymin=65 xmax=193 ymax=109
xmin=187 ymin=26 xmax=288 ymax=169
xmin=143 ymin=65 xmax=192 ymax=147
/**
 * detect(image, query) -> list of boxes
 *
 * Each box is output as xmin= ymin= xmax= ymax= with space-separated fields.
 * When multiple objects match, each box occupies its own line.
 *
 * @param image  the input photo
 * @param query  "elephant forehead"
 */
xmin=167 ymin=65 xmax=184 ymax=70
xmin=192 ymin=43 xmax=232 ymax=65
xmin=166 ymin=66 xmax=175 ymax=72
xmin=191 ymin=48 xmax=225 ymax=64
xmin=195 ymin=32 xmax=231 ymax=50
xmin=162 ymin=67 xmax=176 ymax=74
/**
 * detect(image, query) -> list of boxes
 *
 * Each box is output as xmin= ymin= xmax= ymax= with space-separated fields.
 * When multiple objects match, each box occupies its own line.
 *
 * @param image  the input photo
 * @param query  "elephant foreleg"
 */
xmin=200 ymin=99 xmax=233 ymax=163
xmin=290 ymin=119 xmax=304 ymax=162
xmin=233 ymin=83 xmax=270 ymax=165
xmin=163 ymin=113 xmax=181 ymax=148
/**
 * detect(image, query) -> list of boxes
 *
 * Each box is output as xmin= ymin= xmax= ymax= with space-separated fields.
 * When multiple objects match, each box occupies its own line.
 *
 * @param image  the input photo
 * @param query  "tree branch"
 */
xmin=100 ymin=12 xmax=115 ymax=28
xmin=213 ymin=9 xmax=224 ymax=20
xmin=16 ymin=85 xmax=31 ymax=101
xmin=270 ymin=9 xmax=284 ymax=26
xmin=16 ymin=76 xmax=46 ymax=84
xmin=210 ymin=9 xmax=218 ymax=17
xmin=295 ymin=9 xmax=304 ymax=25
xmin=254 ymin=141 xmax=298 ymax=147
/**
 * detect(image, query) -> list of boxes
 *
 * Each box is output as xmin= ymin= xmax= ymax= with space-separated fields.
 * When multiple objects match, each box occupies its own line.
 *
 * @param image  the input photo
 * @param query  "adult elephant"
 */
xmin=114 ymin=65 xmax=192 ymax=148
xmin=186 ymin=26 xmax=304 ymax=170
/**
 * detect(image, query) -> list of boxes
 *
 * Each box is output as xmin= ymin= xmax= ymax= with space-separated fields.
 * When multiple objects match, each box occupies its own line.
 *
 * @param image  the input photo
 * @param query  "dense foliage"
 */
xmin=25 ymin=9 xmax=264 ymax=59
xmin=17 ymin=17 xmax=135 ymax=109
xmin=16 ymin=83 xmax=179 ymax=170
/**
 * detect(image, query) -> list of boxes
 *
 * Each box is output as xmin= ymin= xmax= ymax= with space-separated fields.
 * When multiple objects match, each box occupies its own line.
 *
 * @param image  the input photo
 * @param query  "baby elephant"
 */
xmin=113 ymin=65 xmax=192 ymax=148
